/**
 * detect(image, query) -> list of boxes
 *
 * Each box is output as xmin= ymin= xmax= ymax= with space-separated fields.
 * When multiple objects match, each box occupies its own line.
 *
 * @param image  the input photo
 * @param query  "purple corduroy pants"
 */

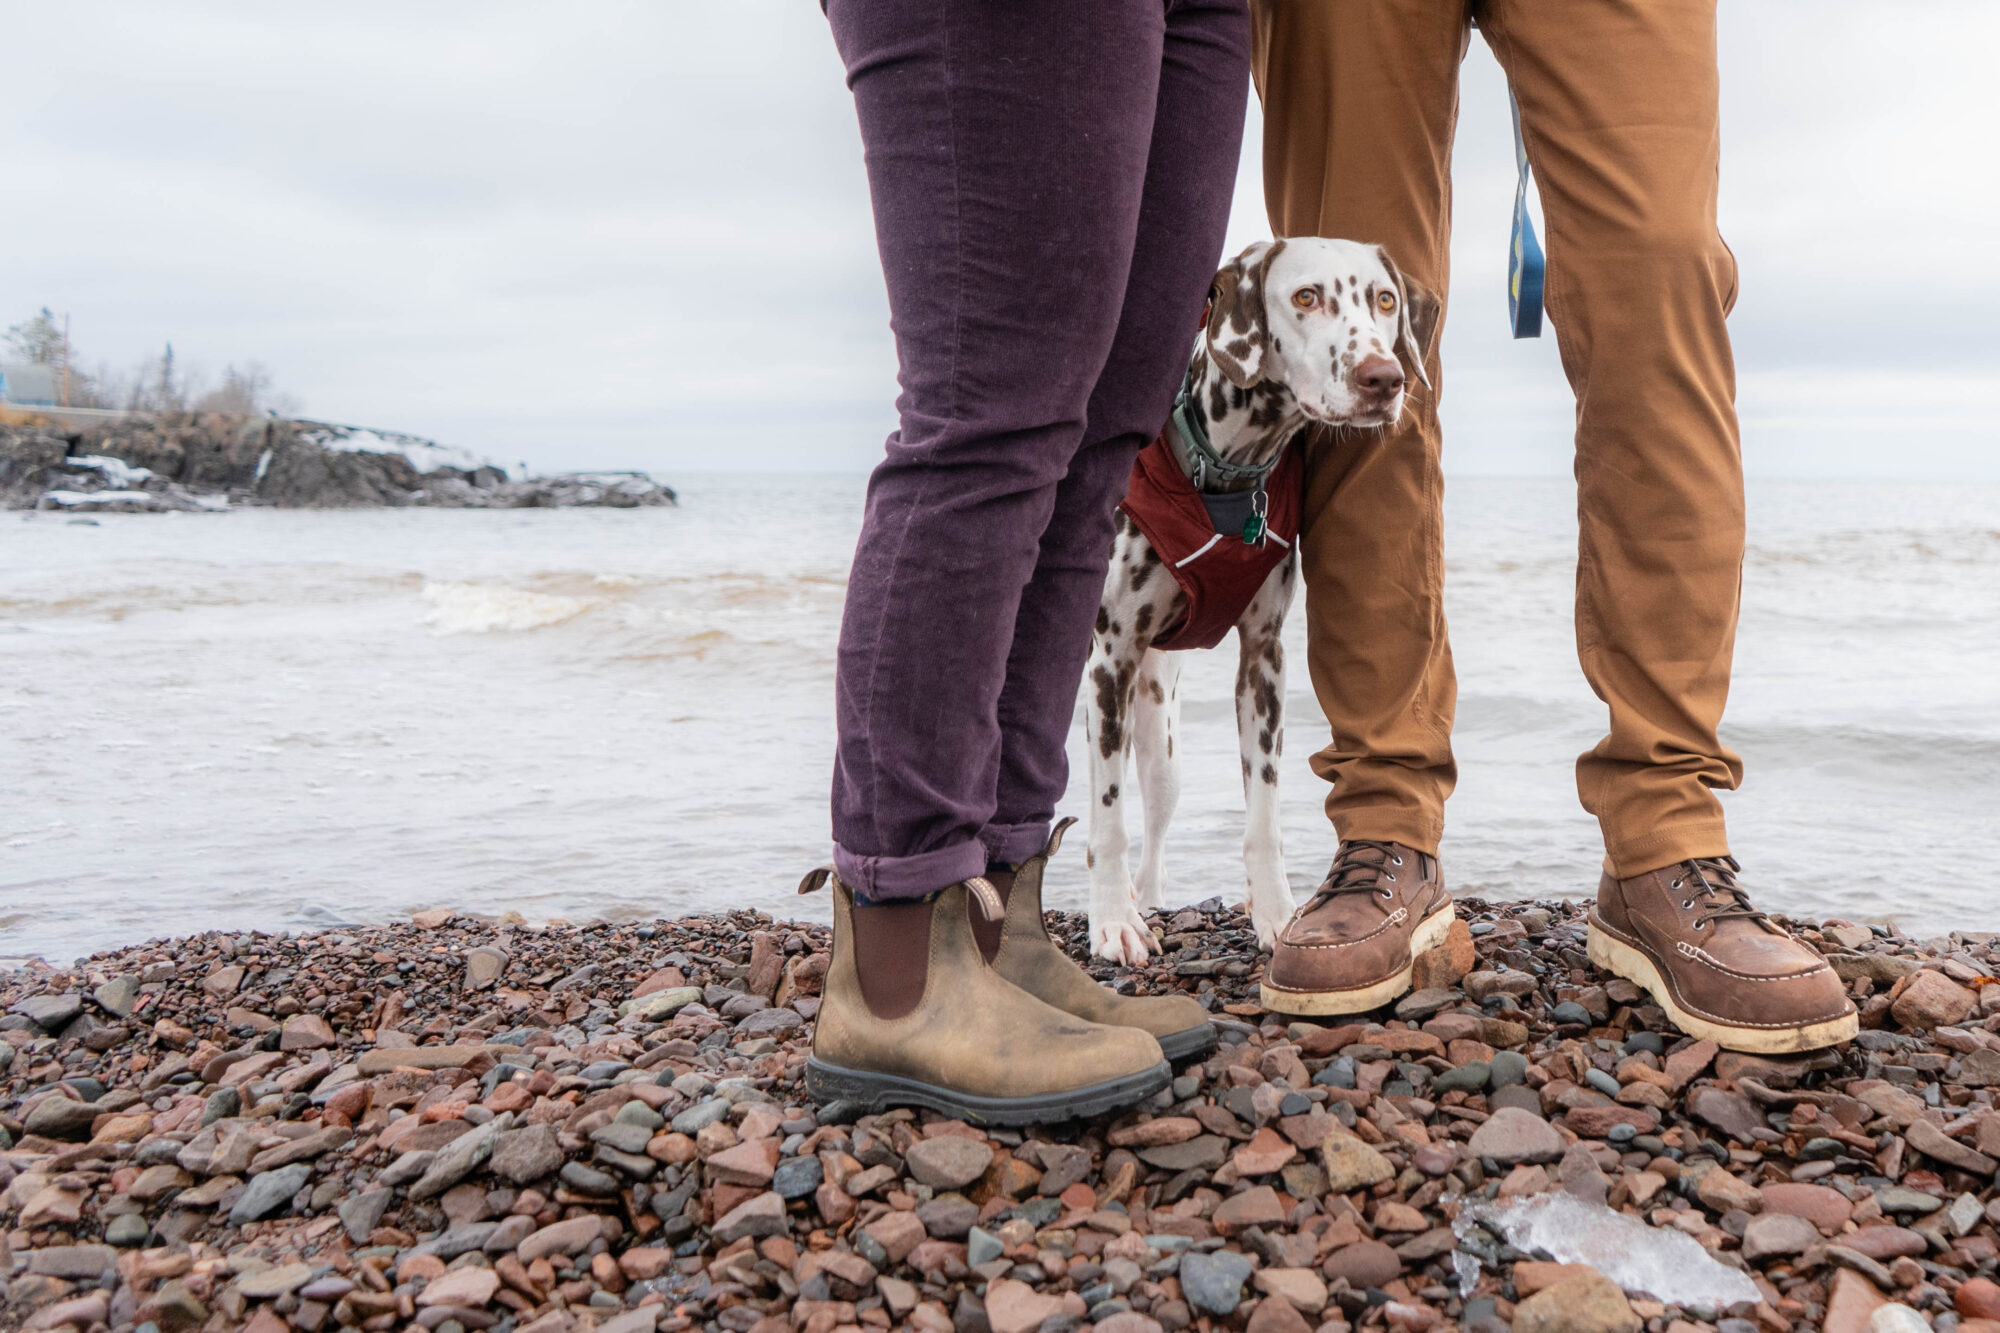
xmin=825 ymin=0 xmax=1251 ymax=901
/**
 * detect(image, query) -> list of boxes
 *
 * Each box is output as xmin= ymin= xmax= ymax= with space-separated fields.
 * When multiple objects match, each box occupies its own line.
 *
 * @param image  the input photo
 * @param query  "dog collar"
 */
xmin=1167 ymin=383 xmax=1283 ymax=495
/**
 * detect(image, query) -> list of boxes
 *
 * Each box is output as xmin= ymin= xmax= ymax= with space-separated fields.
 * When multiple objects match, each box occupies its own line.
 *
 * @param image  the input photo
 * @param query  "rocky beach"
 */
xmin=8 ymin=901 xmax=2000 ymax=1333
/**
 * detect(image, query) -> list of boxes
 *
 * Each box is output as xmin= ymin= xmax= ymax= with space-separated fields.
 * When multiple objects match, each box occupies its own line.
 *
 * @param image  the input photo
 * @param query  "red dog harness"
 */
xmin=1118 ymin=423 xmax=1302 ymax=652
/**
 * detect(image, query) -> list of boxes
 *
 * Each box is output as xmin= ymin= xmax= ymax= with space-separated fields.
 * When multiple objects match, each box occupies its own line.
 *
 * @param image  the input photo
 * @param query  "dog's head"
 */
xmin=1204 ymin=237 xmax=1439 ymax=428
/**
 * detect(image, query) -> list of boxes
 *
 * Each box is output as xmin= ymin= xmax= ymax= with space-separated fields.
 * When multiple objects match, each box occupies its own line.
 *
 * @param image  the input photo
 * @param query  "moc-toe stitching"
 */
xmin=1278 ymin=905 xmax=1408 ymax=952
xmin=1591 ymin=911 xmax=1855 ymax=1030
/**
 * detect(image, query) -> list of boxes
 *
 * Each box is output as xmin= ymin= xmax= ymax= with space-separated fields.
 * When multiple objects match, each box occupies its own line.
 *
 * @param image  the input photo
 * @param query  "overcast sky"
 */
xmin=3 ymin=2 xmax=1997 ymax=478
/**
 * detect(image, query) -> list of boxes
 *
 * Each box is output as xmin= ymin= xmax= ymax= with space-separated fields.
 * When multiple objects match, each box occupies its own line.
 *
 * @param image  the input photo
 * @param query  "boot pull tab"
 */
xmin=965 ymin=875 xmax=1005 ymax=922
xmin=1045 ymin=817 xmax=1078 ymax=860
xmin=798 ymin=866 xmax=835 ymax=896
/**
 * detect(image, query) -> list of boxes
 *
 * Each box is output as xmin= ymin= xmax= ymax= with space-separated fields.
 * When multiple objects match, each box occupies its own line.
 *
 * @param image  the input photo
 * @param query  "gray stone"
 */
xmin=624 ymin=986 xmax=703 ymax=1021
xmin=201 ymin=1087 xmax=240 ymax=1127
xmin=1741 ymin=1212 xmax=1820 ymax=1263
xmin=712 ymin=1191 xmax=788 ymax=1242
xmin=409 ymin=1119 xmax=504 ymax=1201
xmin=1688 ymin=1087 xmax=1764 ymax=1143
xmin=591 ymin=1121 xmax=653 ymax=1155
xmin=379 ymin=1150 xmax=435 ymax=1186
xmin=614 ymin=1100 xmax=664 ymax=1130
xmin=1393 ymin=989 xmax=1457 ymax=1021
xmin=12 ymin=993 xmax=83 ymax=1030
xmin=338 ymin=1188 xmax=392 ymax=1243
xmin=967 ymin=1226 xmax=1004 ymax=1267
xmin=1431 ymin=1063 xmax=1489 ymax=1095
xmin=1179 ymin=1251 xmax=1255 ymax=1316
xmin=1137 ymin=1135 xmax=1228 ymax=1172
xmin=906 ymin=1137 xmax=995 ymax=1191
xmin=229 ymin=1163 xmax=313 ymax=1225
xmin=237 ymin=1262 xmax=314 ymax=1299
xmin=24 ymin=1096 xmax=99 ymax=1140
xmin=464 ymin=947 xmax=509 ymax=991
xmin=917 ymin=1194 xmax=979 ymax=1238
xmin=671 ymin=1097 xmax=732 ymax=1135
xmin=1487 ymin=1051 xmax=1530 ymax=1088
xmin=27 ymin=1245 xmax=118 ymax=1279
xmin=489 ymin=1123 xmax=564 ymax=1186
xmin=94 ymin=976 xmax=141 ymax=1020
xmin=105 ymin=1214 xmax=151 ymax=1247
xmin=1467 ymin=1106 xmax=1565 ymax=1165
xmin=559 ymin=1161 xmax=621 ymax=1195
xmin=773 ymin=1155 xmax=823 ymax=1200
xmin=408 ymin=1222 xmax=499 ymax=1259
xmin=738 ymin=1007 xmax=804 ymax=1036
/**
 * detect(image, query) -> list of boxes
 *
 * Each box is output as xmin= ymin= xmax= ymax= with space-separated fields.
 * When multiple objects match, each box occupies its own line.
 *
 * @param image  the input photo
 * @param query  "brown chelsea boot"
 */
xmin=799 ymin=869 xmax=1171 ymax=1125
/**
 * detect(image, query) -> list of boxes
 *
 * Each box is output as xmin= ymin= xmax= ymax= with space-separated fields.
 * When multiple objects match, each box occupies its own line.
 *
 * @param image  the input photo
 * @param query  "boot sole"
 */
xmin=1158 ymin=1024 xmax=1219 ymax=1063
xmin=804 ymin=1058 xmax=1171 ymax=1128
xmin=1585 ymin=916 xmax=1858 ymax=1053
xmin=1257 ymin=906 xmax=1455 ymax=1016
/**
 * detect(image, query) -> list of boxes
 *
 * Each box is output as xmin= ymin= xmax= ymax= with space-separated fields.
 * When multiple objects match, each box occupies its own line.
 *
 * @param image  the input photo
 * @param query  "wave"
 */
xmin=421 ymin=580 xmax=600 ymax=634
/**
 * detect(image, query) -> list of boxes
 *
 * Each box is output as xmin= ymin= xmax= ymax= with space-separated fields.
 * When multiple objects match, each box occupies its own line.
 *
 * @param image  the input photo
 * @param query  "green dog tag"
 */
xmin=1241 ymin=513 xmax=1264 ymax=545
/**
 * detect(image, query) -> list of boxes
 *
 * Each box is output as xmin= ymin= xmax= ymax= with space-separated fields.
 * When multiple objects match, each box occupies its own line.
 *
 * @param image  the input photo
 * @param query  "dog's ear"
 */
xmin=1205 ymin=240 xmax=1286 ymax=389
xmin=1374 ymin=246 xmax=1439 ymax=392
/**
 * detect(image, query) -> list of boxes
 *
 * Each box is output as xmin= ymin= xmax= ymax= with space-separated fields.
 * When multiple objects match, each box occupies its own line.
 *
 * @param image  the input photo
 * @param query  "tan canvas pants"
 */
xmin=1251 ymin=0 xmax=1745 ymax=877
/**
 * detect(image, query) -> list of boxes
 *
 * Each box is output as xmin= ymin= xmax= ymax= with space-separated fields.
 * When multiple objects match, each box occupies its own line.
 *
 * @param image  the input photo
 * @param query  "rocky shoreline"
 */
xmin=7 ymin=899 xmax=2000 ymax=1333
xmin=1 ymin=416 xmax=676 ymax=512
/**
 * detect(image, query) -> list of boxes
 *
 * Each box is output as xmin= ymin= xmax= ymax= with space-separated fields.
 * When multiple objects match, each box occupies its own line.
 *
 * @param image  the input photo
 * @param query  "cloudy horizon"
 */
xmin=3 ymin=1 xmax=1996 ymax=480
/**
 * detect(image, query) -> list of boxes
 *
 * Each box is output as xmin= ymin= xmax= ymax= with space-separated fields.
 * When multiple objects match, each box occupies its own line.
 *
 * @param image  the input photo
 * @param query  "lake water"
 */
xmin=4 ymin=475 xmax=1997 ymax=963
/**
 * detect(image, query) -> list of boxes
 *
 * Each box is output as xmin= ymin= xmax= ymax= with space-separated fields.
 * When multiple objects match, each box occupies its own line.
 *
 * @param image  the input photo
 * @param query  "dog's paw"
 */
xmin=1247 ymin=892 xmax=1294 ymax=952
xmin=1090 ymin=910 xmax=1160 ymax=966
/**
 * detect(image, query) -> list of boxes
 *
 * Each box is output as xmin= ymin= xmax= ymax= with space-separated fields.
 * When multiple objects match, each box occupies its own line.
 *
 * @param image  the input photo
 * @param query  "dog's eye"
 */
xmin=1290 ymin=288 xmax=1318 ymax=310
xmin=1376 ymin=290 xmax=1398 ymax=313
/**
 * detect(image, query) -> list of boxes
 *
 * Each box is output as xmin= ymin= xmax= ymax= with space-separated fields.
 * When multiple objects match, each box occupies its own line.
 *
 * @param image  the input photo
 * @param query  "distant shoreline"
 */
xmin=1 ymin=411 xmax=676 ymax=513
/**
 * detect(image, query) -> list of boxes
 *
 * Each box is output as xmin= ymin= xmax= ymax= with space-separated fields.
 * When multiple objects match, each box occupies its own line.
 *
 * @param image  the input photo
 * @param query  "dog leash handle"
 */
xmin=1508 ymin=87 xmax=1545 ymax=340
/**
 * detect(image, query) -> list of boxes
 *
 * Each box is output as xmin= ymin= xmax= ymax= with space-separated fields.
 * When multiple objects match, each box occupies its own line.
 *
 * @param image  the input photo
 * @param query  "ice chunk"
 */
xmin=1453 ymin=1191 xmax=1759 ymax=1308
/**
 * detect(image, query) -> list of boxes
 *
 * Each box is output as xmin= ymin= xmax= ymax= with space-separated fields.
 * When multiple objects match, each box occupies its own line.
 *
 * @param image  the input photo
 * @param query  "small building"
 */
xmin=0 ymin=362 xmax=60 ymax=407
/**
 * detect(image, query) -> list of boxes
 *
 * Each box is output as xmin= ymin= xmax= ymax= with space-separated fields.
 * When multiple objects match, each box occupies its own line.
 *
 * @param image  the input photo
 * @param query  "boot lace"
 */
xmin=1305 ymin=840 xmax=1410 ymax=908
xmin=1672 ymin=856 xmax=1769 ymax=932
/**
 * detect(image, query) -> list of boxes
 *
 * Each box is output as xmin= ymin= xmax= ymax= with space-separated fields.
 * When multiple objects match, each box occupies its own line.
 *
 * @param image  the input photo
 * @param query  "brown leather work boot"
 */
xmin=1588 ymin=856 xmax=1857 ymax=1053
xmin=1260 ymin=840 xmax=1453 ymax=1015
xmin=976 ymin=819 xmax=1217 ymax=1062
xmin=799 ymin=870 xmax=1171 ymax=1125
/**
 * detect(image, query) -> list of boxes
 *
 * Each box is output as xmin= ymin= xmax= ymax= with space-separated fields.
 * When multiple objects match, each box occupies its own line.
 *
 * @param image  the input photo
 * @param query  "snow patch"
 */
xmin=65 ymin=455 xmax=155 ymax=486
xmin=298 ymin=422 xmax=493 ymax=476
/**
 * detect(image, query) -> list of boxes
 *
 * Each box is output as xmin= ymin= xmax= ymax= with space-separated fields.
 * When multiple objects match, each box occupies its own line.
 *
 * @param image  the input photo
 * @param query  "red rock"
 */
xmin=705 ymin=1138 xmax=780 ymax=1186
xmin=417 ymin=1267 xmax=500 ymax=1308
xmin=1757 ymin=1182 xmax=1851 ymax=1234
xmin=1374 ymin=1029 xmax=1445 ymax=1057
xmin=1957 ymin=1277 xmax=2000 ymax=1321
xmin=982 ymin=1278 xmax=1068 ymax=1333
xmin=1410 ymin=918 xmax=1476 ymax=989
xmin=279 ymin=1014 xmax=337 ymax=1051
xmin=1823 ymin=1268 xmax=1889 ymax=1333
xmin=1213 ymin=1185 xmax=1286 ymax=1236
xmin=1512 ymin=1261 xmax=1598 ymax=1297
xmin=1564 ymin=1104 xmax=1658 ymax=1138
xmin=1107 ymin=1117 xmax=1203 ymax=1148
xmin=1663 ymin=1039 xmax=1719 ymax=1090
xmin=618 ymin=1248 xmax=674 ymax=1281
xmin=1232 ymin=1127 xmax=1298 ymax=1176
xmin=1890 ymin=970 xmax=1976 ymax=1031
xmin=1842 ymin=1227 xmax=1928 ymax=1261
xmin=863 ymin=1210 xmax=927 ymax=1264
xmin=1295 ymin=1024 xmax=1368 ymax=1057
xmin=1245 ymin=1296 xmax=1313 ymax=1333
xmin=1321 ymin=1240 xmax=1401 ymax=1289
xmin=485 ymin=1081 xmax=531 ymax=1114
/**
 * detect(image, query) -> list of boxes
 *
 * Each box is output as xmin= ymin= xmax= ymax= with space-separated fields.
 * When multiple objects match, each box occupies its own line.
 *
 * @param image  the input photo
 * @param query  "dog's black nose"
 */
xmin=1356 ymin=354 xmax=1404 ymax=398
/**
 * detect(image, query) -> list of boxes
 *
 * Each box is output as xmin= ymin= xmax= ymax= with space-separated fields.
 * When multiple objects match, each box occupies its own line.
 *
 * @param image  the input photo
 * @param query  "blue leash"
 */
xmin=1508 ymin=89 xmax=1545 ymax=340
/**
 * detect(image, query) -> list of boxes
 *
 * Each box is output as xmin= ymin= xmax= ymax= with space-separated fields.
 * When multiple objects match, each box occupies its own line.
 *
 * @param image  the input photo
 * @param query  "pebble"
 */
xmin=6 ymin=895 xmax=2000 ymax=1333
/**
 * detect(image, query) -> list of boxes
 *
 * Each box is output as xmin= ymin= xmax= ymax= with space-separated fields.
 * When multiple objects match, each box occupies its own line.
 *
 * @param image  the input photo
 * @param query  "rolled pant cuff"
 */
xmin=833 ymin=839 xmax=988 ymax=903
xmin=1330 ymin=805 xmax=1443 ymax=859
xmin=980 ymin=818 xmax=1052 ymax=869
xmin=1604 ymin=819 xmax=1731 ymax=880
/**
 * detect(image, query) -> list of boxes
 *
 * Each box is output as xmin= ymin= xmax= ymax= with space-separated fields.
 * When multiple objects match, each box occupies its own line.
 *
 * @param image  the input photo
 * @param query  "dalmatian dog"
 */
xmin=1083 ymin=237 xmax=1438 ymax=965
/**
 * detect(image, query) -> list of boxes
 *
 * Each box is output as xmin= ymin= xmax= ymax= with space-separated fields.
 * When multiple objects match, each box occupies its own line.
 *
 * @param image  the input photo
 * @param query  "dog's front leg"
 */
xmin=1130 ymin=647 xmax=1181 ymax=913
xmin=1083 ymin=607 xmax=1158 ymax=966
xmin=1235 ymin=552 xmax=1298 ymax=950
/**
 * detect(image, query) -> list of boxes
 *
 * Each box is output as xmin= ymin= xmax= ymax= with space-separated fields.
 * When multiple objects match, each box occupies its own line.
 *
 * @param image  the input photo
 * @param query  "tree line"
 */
xmin=4 ymin=307 xmax=299 ymax=417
